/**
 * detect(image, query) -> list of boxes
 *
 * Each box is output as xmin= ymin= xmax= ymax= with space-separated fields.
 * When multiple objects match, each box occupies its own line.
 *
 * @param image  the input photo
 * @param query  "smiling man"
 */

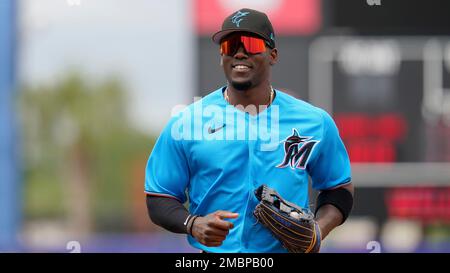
xmin=145 ymin=8 xmax=354 ymax=253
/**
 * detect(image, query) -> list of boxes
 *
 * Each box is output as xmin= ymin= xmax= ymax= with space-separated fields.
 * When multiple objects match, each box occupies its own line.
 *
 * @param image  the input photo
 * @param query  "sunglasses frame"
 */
xmin=220 ymin=34 xmax=271 ymax=56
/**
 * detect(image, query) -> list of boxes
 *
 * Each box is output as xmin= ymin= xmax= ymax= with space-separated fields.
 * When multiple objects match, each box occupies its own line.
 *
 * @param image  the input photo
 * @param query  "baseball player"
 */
xmin=145 ymin=8 xmax=354 ymax=253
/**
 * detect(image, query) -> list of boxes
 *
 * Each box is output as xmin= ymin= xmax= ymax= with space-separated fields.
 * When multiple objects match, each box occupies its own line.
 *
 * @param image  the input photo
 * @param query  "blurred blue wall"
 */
xmin=0 ymin=0 xmax=20 ymax=251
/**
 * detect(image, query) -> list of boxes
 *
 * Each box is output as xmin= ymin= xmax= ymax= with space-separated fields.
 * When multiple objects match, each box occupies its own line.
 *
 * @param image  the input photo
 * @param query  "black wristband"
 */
xmin=188 ymin=215 xmax=199 ymax=236
xmin=315 ymin=187 xmax=353 ymax=224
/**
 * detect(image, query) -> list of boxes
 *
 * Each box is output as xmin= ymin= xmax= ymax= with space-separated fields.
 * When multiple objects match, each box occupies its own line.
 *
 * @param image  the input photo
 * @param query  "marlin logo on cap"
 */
xmin=231 ymin=11 xmax=250 ymax=27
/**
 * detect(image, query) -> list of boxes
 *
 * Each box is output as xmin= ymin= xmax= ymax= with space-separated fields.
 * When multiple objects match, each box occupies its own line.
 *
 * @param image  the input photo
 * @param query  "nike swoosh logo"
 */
xmin=208 ymin=124 xmax=226 ymax=134
xmin=183 ymin=215 xmax=191 ymax=226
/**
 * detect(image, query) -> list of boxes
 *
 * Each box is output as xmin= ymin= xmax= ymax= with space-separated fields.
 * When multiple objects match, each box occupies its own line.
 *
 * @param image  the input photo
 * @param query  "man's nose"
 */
xmin=233 ymin=44 xmax=248 ymax=59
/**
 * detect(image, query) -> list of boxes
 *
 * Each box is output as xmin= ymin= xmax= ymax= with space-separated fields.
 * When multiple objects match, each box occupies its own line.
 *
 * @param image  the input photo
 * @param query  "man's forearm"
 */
xmin=315 ymin=204 xmax=344 ymax=240
xmin=314 ymin=183 xmax=354 ymax=240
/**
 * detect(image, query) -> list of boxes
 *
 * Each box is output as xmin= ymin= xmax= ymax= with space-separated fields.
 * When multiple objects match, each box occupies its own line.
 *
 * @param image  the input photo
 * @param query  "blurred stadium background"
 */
xmin=1 ymin=0 xmax=450 ymax=253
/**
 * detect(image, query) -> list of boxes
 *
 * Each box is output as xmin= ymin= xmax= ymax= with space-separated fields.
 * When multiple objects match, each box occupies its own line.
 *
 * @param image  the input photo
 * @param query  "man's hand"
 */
xmin=191 ymin=210 xmax=238 ymax=247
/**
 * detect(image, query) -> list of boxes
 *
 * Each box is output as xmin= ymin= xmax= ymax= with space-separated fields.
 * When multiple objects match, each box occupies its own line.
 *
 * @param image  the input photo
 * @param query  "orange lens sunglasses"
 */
xmin=220 ymin=35 xmax=268 ymax=56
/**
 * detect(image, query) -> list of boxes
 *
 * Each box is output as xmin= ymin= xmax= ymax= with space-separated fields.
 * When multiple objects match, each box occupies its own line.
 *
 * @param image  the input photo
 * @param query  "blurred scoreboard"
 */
xmin=309 ymin=36 xmax=450 ymax=163
xmin=311 ymin=37 xmax=450 ymax=229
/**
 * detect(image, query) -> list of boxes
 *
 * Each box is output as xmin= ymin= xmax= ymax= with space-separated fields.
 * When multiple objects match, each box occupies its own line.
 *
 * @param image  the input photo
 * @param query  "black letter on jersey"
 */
xmin=277 ymin=129 xmax=318 ymax=170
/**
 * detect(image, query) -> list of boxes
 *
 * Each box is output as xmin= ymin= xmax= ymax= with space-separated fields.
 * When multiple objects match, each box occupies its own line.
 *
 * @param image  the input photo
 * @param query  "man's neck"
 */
xmin=226 ymin=83 xmax=273 ymax=115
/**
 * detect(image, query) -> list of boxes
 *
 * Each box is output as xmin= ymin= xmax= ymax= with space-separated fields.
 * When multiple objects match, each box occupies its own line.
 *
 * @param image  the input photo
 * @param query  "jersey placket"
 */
xmin=240 ymin=113 xmax=260 ymax=251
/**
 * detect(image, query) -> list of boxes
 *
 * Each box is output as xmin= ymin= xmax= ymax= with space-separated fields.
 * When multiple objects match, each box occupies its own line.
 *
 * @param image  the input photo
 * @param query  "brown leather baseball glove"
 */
xmin=253 ymin=184 xmax=321 ymax=253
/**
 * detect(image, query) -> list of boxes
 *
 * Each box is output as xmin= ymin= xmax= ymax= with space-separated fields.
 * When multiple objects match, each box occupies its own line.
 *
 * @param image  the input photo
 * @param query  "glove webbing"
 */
xmin=255 ymin=203 xmax=319 ymax=253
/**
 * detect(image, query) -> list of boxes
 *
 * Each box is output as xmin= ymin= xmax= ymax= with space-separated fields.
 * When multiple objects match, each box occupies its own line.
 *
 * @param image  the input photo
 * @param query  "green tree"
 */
xmin=19 ymin=72 xmax=155 ymax=234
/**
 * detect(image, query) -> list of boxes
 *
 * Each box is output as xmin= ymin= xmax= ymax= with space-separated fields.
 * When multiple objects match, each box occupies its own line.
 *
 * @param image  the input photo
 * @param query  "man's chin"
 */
xmin=231 ymin=80 xmax=252 ymax=91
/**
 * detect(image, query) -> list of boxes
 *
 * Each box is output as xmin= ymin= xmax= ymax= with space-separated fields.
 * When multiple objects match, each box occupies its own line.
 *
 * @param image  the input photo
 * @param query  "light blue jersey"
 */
xmin=145 ymin=87 xmax=351 ymax=253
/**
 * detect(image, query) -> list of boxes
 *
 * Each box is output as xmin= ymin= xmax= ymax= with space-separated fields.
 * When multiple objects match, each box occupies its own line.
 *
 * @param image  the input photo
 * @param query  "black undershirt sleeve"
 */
xmin=146 ymin=195 xmax=191 ymax=234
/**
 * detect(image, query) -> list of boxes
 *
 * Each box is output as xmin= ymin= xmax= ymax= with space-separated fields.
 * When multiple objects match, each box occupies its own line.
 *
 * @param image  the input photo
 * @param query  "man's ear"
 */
xmin=269 ymin=48 xmax=278 ymax=66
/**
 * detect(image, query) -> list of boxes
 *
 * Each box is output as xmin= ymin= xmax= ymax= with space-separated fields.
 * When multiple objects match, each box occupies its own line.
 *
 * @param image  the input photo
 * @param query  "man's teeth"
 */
xmin=234 ymin=65 xmax=250 ymax=70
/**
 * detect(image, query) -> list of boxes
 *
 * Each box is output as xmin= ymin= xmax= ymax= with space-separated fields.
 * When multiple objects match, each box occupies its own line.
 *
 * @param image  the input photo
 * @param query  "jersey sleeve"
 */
xmin=308 ymin=109 xmax=351 ymax=191
xmin=144 ymin=116 xmax=190 ymax=203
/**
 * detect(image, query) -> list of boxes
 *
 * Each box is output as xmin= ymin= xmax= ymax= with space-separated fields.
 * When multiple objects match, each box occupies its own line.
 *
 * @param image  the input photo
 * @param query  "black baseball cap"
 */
xmin=212 ymin=8 xmax=276 ymax=48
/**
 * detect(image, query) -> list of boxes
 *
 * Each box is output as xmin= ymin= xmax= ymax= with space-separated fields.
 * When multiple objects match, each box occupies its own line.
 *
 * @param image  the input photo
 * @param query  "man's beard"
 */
xmin=231 ymin=80 xmax=252 ymax=91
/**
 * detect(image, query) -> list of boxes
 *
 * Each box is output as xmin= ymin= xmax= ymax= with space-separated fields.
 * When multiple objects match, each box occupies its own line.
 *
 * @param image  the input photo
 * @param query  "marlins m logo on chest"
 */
xmin=231 ymin=11 xmax=250 ymax=27
xmin=276 ymin=129 xmax=319 ymax=170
